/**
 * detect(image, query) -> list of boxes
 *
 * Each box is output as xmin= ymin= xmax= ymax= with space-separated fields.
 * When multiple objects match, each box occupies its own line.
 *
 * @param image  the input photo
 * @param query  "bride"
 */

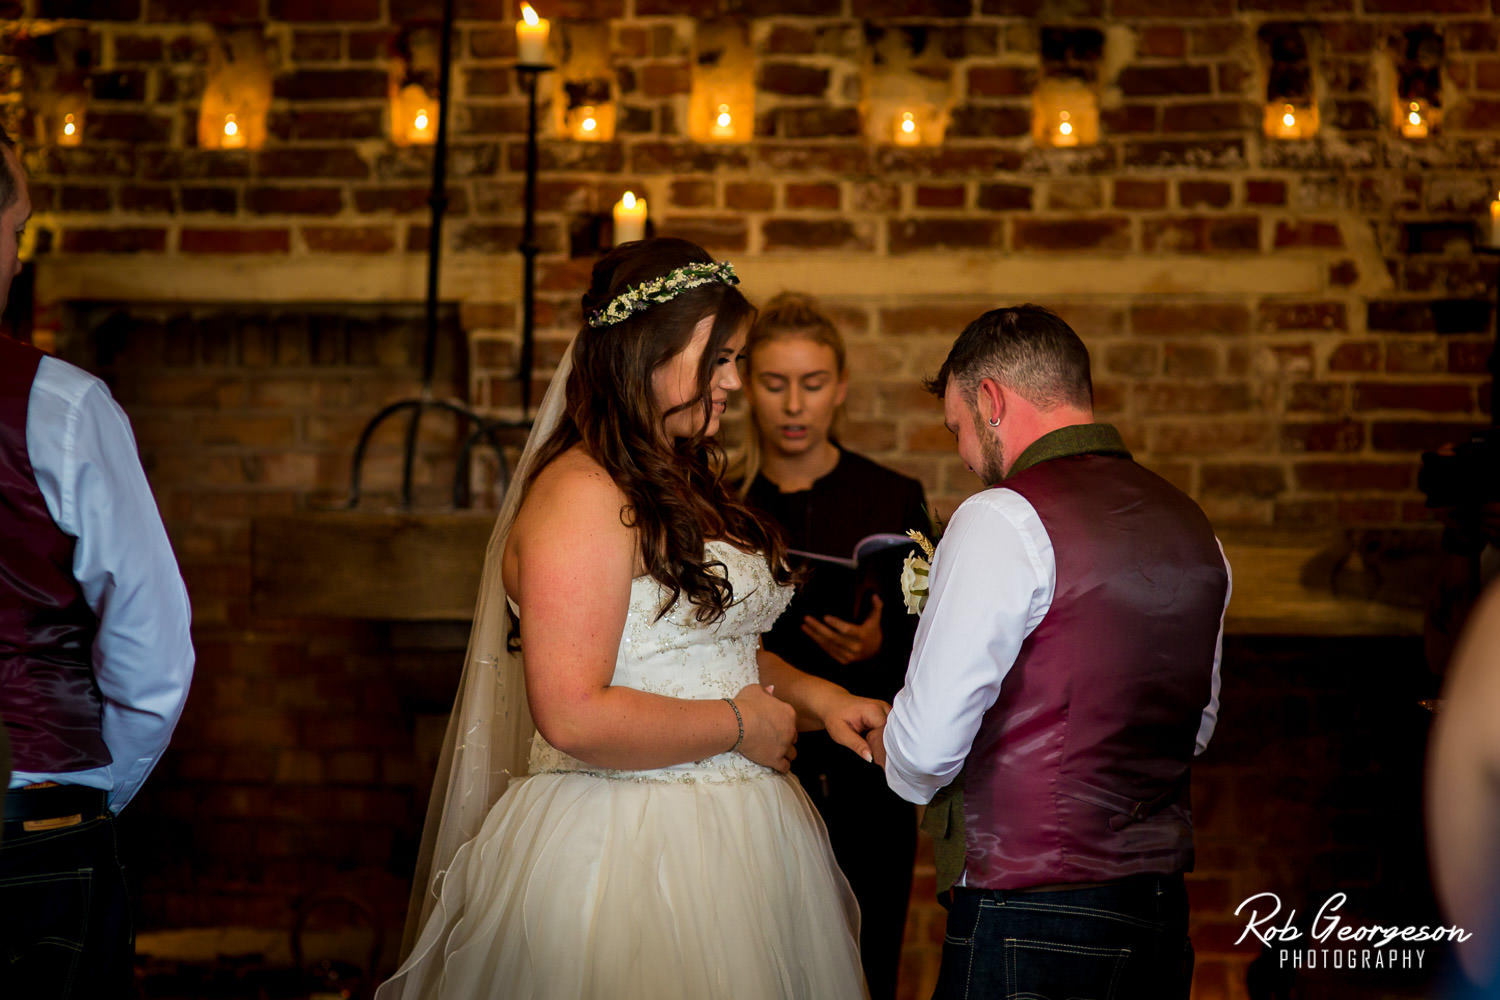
xmin=377 ymin=238 xmax=884 ymax=999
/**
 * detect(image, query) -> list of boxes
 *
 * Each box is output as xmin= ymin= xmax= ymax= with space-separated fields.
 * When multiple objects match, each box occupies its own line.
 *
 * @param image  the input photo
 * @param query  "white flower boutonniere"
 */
xmin=899 ymin=528 xmax=938 ymax=615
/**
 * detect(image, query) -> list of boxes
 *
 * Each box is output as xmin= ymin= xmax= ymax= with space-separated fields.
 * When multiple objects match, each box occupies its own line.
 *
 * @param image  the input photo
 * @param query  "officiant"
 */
xmin=738 ymin=292 xmax=929 ymax=1000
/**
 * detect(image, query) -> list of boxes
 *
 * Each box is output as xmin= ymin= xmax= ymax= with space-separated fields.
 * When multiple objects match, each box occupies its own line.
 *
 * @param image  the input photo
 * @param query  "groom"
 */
xmin=870 ymin=305 xmax=1230 ymax=999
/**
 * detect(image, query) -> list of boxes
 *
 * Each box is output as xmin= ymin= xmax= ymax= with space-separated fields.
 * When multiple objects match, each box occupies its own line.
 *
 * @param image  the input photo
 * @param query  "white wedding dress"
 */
xmin=378 ymin=540 xmax=868 ymax=1000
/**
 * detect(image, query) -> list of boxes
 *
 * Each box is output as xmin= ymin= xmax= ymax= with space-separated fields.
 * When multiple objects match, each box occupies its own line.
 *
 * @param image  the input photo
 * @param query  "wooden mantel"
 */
xmin=252 ymin=515 xmax=1427 ymax=636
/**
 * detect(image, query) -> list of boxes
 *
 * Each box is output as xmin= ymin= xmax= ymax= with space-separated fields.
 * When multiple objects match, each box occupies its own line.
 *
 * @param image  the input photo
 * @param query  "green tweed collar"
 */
xmin=1006 ymin=423 xmax=1131 ymax=479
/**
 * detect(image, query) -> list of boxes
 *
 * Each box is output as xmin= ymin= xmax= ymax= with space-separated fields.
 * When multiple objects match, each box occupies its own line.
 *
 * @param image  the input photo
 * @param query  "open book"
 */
xmin=787 ymin=533 xmax=920 ymax=620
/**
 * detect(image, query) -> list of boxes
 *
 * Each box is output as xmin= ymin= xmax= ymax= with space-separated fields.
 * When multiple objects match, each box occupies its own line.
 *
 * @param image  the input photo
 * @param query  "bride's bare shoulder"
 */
xmin=515 ymin=445 xmax=629 ymax=537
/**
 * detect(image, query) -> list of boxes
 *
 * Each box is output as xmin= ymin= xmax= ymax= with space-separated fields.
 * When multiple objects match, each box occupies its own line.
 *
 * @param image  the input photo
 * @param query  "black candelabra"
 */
xmin=345 ymin=0 xmax=549 ymax=511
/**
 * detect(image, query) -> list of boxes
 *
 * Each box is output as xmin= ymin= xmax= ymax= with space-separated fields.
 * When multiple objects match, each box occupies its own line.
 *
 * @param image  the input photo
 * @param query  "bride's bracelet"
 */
xmin=723 ymin=697 xmax=744 ymax=754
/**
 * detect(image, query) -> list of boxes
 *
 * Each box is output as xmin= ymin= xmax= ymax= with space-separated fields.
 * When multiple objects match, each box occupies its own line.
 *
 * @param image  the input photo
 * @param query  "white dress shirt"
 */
xmin=9 ymin=355 xmax=195 ymax=812
xmin=883 ymin=486 xmax=1230 ymax=807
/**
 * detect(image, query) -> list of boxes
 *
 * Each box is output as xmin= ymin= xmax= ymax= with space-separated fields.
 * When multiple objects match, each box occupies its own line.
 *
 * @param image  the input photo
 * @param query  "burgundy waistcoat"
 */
xmin=0 ymin=335 xmax=110 ymax=772
xmin=960 ymin=453 xmax=1226 ymax=889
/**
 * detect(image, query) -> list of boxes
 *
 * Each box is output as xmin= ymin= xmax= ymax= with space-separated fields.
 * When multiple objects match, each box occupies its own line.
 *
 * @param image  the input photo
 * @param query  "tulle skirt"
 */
xmin=377 ymin=768 xmax=868 ymax=1000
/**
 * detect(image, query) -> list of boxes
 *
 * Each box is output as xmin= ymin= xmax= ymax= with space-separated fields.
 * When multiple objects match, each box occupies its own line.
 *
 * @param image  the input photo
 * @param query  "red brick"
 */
xmin=1114 ymin=179 xmax=1167 ymax=209
xmin=1118 ymin=65 xmax=1213 ymax=97
xmin=1138 ymin=382 xmax=1252 ymax=415
xmin=1258 ymin=302 xmax=1347 ymax=332
xmin=1354 ymin=382 xmax=1472 ymax=413
xmin=759 ymin=63 xmax=830 ymax=97
xmin=1336 ymin=498 xmax=1400 ymax=524
xmin=61 ymin=227 xmax=168 ymax=253
xmin=1148 ymin=421 xmax=1273 ymax=453
xmin=764 ymin=219 xmax=871 ymax=252
xmin=774 ymin=107 xmax=864 ymax=139
xmin=785 ymin=183 xmax=840 ymax=210
xmin=874 ymin=147 xmax=1022 ymax=177
xmin=1162 ymin=344 xmax=1217 ymax=377
xmin=1113 ymin=0 xmax=1230 ymax=11
xmin=353 ymin=186 xmax=466 ymax=214
xmin=947 ymin=105 xmax=1031 ymax=138
xmin=976 ymin=183 xmax=1032 ymax=211
xmin=655 ymin=217 xmax=749 ymax=253
xmin=1125 ymin=139 xmax=1243 ymax=169
xmin=88 ymin=111 xmax=173 ymax=144
xmin=1364 ymin=0 xmax=1484 ymax=9
xmin=916 ymin=185 xmax=966 ymax=209
xmin=1329 ymin=341 xmax=1380 ymax=372
xmin=1281 ymin=420 xmax=1364 ymax=452
xmin=270 ymin=108 xmax=384 ymax=142
xmin=764 ymin=25 xmax=815 ymax=55
xmin=725 ymin=182 xmax=774 ymax=212
xmin=464 ymin=68 xmax=512 ymax=98
xmin=1101 ymin=105 xmax=1158 ymax=134
xmin=1449 ymin=341 xmax=1492 ymax=374
xmin=292 ymin=31 xmax=342 ymax=62
xmin=120 ymin=186 xmax=175 ymax=214
xmin=274 ymin=69 xmax=388 ymax=101
xmin=453 ymin=222 xmax=561 ymax=254
xmin=39 ymin=0 xmax=140 ymax=17
xmin=1013 ymin=218 xmax=1129 ymax=252
xmin=256 ymin=148 xmax=370 ymax=180
xmin=1179 ymin=181 xmax=1232 ymax=208
xmin=247 ymin=187 xmax=344 ymax=216
xmin=180 ymin=228 xmax=291 ymax=253
xmin=1287 ymin=382 xmax=1347 ymax=413
xmin=1273 ymin=499 xmax=1337 ymax=527
xmin=1245 ymin=179 xmax=1287 ymax=206
xmin=1384 ymin=340 xmax=1447 ymax=374
xmin=669 ymin=179 xmax=716 ymax=209
xmin=269 ymin=0 xmax=380 ymax=18
xmin=1163 ymin=101 xmax=1256 ymax=133
xmin=1137 ymin=26 xmax=1186 ymax=58
xmin=1201 ymin=463 xmax=1284 ymax=498
xmin=1132 ymin=303 xmax=1250 ymax=336
xmin=639 ymin=62 xmax=692 ymax=98
xmin=302 ymin=225 xmax=397 ymax=253
xmin=1372 ymin=420 xmax=1486 ymax=452
xmin=1294 ymin=462 xmax=1414 ymax=491
xmin=1476 ymin=60 xmax=1500 ymax=92
xmin=60 ymin=185 xmax=112 ymax=212
xmin=1453 ymin=100 xmax=1500 ymax=131
xmin=631 ymin=142 xmax=751 ymax=175
xmin=889 ymin=219 xmax=1003 ymax=254
xmin=966 ymin=65 xmax=1036 ymax=97
xmin=852 ymin=0 xmax=969 ymax=13
xmin=147 ymin=0 xmax=258 ymax=19
xmin=1189 ymin=24 xmax=1247 ymax=56
xmin=181 ymin=187 xmax=239 ymax=214
xmin=1274 ymin=221 xmax=1343 ymax=249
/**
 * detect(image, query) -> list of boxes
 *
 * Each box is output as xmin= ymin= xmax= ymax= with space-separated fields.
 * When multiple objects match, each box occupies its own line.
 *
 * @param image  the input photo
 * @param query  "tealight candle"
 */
xmin=1053 ymin=110 xmax=1078 ymax=147
xmin=222 ymin=113 xmax=246 ymax=149
xmin=574 ymin=106 xmax=599 ymax=140
xmin=613 ymin=190 xmax=647 ymax=244
xmin=1489 ymin=191 xmax=1500 ymax=248
xmin=1274 ymin=103 xmax=1302 ymax=139
xmin=893 ymin=111 xmax=920 ymax=146
xmin=1401 ymin=100 xmax=1428 ymax=139
xmin=710 ymin=104 xmax=734 ymax=140
xmin=59 ymin=112 xmax=81 ymax=146
xmin=516 ymin=3 xmax=550 ymax=65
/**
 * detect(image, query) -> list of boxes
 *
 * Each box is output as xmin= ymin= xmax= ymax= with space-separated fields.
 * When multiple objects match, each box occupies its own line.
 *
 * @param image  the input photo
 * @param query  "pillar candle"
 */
xmin=614 ymin=191 xmax=647 ymax=244
xmin=516 ymin=4 xmax=550 ymax=65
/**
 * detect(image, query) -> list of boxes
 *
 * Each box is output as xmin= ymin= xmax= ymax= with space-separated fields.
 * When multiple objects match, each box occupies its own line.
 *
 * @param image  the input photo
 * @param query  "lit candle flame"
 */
xmin=716 ymin=104 xmax=731 ymax=129
xmin=1408 ymin=101 xmax=1422 ymax=126
xmin=1059 ymin=121 xmax=1073 ymax=136
xmin=900 ymin=112 xmax=915 ymax=134
xmin=1282 ymin=104 xmax=1295 ymax=128
xmin=521 ymin=2 xmax=539 ymax=26
xmin=622 ymin=190 xmax=637 ymax=210
xmin=582 ymin=116 xmax=597 ymax=132
xmin=63 ymin=114 xmax=76 ymax=137
xmin=224 ymin=114 xmax=238 ymax=137
xmin=415 ymin=109 xmax=430 ymax=131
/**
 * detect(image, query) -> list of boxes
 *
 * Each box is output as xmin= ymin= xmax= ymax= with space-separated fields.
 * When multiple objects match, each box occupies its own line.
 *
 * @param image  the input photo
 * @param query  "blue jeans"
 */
xmin=933 ymin=874 xmax=1193 ymax=1000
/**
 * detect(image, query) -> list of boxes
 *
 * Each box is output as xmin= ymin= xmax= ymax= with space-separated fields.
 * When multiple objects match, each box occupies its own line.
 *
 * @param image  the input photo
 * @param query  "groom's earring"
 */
xmin=988 ymin=417 xmax=1000 ymax=427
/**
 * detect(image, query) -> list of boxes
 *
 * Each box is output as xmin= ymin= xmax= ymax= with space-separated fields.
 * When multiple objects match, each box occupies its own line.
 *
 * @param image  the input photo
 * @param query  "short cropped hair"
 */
xmin=923 ymin=304 xmax=1093 ymax=411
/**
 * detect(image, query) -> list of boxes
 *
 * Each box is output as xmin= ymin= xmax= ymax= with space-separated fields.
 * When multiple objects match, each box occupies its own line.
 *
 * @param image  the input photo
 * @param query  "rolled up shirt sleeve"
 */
xmin=20 ymin=360 xmax=195 ymax=812
xmin=883 ymin=489 xmax=1054 ymax=805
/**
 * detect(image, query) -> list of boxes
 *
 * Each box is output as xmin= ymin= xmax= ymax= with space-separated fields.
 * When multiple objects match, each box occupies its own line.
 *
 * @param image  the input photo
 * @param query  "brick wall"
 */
xmin=1 ymin=1 xmax=1490 ymax=996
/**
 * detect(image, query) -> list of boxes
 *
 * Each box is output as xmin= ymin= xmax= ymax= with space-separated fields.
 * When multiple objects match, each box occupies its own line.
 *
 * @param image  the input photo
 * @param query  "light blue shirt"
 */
xmin=9 ymin=354 xmax=194 ymax=812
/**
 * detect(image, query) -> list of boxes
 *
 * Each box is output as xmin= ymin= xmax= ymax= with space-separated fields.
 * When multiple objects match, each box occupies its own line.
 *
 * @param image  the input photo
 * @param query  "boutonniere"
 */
xmin=899 ymin=521 xmax=942 ymax=615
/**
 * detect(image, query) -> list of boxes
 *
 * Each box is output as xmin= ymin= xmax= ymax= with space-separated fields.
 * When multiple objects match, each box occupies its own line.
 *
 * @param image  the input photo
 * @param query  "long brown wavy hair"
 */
xmin=525 ymin=237 xmax=794 ymax=623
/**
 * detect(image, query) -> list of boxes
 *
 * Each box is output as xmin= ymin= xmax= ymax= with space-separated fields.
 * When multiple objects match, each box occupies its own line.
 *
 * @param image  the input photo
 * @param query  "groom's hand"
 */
xmin=822 ymin=693 xmax=890 ymax=764
xmin=868 ymin=725 xmax=887 ymax=769
xmin=802 ymin=595 xmax=884 ymax=664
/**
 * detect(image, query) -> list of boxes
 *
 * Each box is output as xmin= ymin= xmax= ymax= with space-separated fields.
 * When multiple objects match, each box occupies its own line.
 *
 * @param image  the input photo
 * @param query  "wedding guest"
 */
xmin=739 ymin=292 xmax=927 ymax=1000
xmin=870 ymin=305 xmax=1231 ymax=1000
xmin=0 ymin=127 xmax=195 ymax=997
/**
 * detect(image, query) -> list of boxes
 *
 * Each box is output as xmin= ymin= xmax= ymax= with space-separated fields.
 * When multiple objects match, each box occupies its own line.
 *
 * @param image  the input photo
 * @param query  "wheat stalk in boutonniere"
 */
xmin=898 ymin=512 xmax=944 ymax=615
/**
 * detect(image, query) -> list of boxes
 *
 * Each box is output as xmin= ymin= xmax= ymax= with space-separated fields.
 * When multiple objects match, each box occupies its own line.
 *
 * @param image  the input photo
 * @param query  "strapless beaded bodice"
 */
xmin=525 ymin=540 xmax=793 ymax=783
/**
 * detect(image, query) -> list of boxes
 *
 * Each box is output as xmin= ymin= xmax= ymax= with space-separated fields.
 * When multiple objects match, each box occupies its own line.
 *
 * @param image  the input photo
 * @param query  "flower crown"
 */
xmin=586 ymin=261 xmax=740 ymax=329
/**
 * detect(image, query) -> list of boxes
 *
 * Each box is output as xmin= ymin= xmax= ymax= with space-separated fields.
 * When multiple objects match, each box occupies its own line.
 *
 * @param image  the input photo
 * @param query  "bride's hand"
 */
xmin=822 ymin=693 xmax=890 ymax=764
xmin=733 ymin=683 xmax=798 ymax=772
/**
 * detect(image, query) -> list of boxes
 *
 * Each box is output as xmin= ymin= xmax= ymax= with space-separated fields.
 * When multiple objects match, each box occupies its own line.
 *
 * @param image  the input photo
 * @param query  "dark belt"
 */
xmin=3 ymin=785 xmax=109 ymax=824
